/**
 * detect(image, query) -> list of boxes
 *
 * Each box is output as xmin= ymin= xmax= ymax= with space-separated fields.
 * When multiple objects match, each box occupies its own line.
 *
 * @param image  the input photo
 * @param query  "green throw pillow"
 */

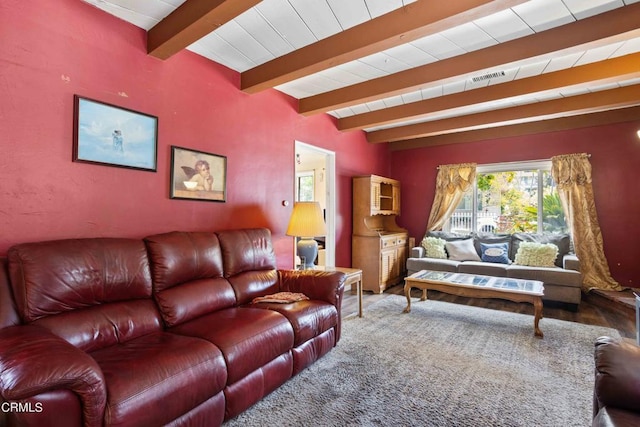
xmin=514 ymin=242 xmax=559 ymax=267
xmin=421 ymin=236 xmax=447 ymax=259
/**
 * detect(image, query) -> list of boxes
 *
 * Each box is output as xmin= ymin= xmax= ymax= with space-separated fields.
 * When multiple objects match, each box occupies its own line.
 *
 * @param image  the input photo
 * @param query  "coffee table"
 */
xmin=403 ymin=270 xmax=545 ymax=338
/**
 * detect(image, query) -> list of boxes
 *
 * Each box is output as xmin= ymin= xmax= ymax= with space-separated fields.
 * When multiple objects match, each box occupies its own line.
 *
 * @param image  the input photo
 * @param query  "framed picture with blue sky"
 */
xmin=73 ymin=95 xmax=158 ymax=172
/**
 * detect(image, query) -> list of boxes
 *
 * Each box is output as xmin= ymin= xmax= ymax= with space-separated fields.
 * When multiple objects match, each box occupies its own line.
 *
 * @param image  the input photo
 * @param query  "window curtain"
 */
xmin=551 ymin=153 xmax=623 ymax=292
xmin=426 ymin=163 xmax=477 ymax=232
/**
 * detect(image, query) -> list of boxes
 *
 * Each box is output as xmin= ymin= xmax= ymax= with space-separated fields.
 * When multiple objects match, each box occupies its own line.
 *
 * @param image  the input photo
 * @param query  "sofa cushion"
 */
xmin=8 ymin=238 xmax=152 ymax=323
xmin=251 ymin=300 xmax=338 ymax=346
xmin=506 ymin=265 xmax=582 ymax=287
xmin=514 ymin=242 xmax=559 ymax=267
xmin=420 ymin=237 xmax=447 ymax=259
xmin=91 ymin=332 xmax=226 ymax=427
xmin=479 ymin=242 xmax=510 ymax=264
xmin=458 ymin=261 xmax=508 ymax=277
xmin=217 ymin=229 xmax=280 ymax=305
xmin=511 ymin=233 xmax=570 ymax=268
xmin=169 ymin=307 xmax=294 ymax=385
xmin=8 ymin=238 xmax=161 ymax=351
xmin=445 ymin=239 xmax=481 ymax=261
xmin=144 ymin=231 xmax=236 ymax=327
xmin=407 ymin=257 xmax=460 ymax=274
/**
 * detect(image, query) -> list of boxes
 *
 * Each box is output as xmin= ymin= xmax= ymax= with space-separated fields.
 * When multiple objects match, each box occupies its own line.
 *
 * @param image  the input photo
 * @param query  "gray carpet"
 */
xmin=225 ymin=295 xmax=620 ymax=426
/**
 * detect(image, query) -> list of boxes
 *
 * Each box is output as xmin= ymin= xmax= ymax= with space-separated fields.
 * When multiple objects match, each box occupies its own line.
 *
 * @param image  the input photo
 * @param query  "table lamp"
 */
xmin=286 ymin=201 xmax=327 ymax=270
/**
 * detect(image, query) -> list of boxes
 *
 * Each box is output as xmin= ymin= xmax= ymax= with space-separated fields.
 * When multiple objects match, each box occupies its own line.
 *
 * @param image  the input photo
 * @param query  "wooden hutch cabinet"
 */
xmin=352 ymin=175 xmax=408 ymax=294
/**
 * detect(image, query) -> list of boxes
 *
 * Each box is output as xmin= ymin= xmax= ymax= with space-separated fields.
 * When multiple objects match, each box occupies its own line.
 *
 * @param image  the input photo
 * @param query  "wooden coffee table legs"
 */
xmin=403 ymin=279 xmax=544 ymax=338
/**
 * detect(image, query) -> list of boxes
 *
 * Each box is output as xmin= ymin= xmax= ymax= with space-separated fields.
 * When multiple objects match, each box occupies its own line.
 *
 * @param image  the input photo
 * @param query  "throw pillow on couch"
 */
xmin=445 ymin=239 xmax=481 ymax=261
xmin=513 ymin=242 xmax=559 ymax=267
xmin=479 ymin=242 xmax=510 ymax=264
xmin=420 ymin=236 xmax=447 ymax=259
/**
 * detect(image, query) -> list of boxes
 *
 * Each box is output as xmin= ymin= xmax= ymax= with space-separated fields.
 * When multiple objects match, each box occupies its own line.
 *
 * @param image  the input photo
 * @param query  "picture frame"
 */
xmin=73 ymin=95 xmax=158 ymax=172
xmin=170 ymin=145 xmax=227 ymax=202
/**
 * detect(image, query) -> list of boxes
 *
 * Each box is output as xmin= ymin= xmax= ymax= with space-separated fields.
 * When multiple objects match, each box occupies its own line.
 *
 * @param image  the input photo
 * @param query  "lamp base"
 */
xmin=297 ymin=238 xmax=318 ymax=270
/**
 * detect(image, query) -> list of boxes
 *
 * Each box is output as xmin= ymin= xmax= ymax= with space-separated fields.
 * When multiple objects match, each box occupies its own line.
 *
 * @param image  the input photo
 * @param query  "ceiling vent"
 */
xmin=470 ymin=71 xmax=506 ymax=83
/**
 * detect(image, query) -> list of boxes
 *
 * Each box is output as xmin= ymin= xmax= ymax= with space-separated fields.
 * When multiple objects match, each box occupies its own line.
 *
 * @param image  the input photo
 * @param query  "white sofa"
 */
xmin=406 ymin=231 xmax=583 ymax=310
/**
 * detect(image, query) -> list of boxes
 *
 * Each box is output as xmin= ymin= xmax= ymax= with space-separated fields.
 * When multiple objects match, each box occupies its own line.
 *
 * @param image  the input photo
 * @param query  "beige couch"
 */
xmin=406 ymin=231 xmax=582 ymax=309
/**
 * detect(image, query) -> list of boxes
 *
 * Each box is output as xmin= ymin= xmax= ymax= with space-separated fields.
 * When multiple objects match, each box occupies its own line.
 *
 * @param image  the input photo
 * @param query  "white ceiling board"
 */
xmin=214 ymin=20 xmax=275 ymax=67
xmin=542 ymin=52 xmax=583 ymax=73
xmin=326 ymin=0 xmax=371 ymax=30
xmin=619 ymin=77 xmax=640 ymax=86
xmin=439 ymin=22 xmax=498 ymax=52
xmin=365 ymin=0 xmax=407 ymax=18
xmin=189 ymin=34 xmax=253 ymax=71
xmin=410 ymin=34 xmax=468 ymax=60
xmin=82 ymin=0 xmax=161 ymax=29
xmin=382 ymin=96 xmax=405 ymax=108
xmin=563 ymin=0 xmax=624 ymax=19
xmin=442 ymin=81 xmax=467 ymax=96
xmin=421 ymin=86 xmax=445 ymax=100
xmin=357 ymin=52 xmax=412 ymax=75
xmin=610 ymin=37 xmax=640 ymax=57
xmin=254 ymin=0 xmax=317 ymax=50
xmin=234 ymin=9 xmax=293 ymax=59
xmin=288 ymin=0 xmax=343 ymax=40
xmin=474 ymin=9 xmax=534 ymax=43
xmin=336 ymin=61 xmax=388 ymax=81
xmin=383 ymin=44 xmax=439 ymax=68
xmin=574 ymin=42 xmax=625 ymax=65
xmin=512 ymin=0 xmax=574 ymax=32
xmin=514 ymin=60 xmax=551 ymax=79
xmin=401 ymin=90 xmax=423 ymax=104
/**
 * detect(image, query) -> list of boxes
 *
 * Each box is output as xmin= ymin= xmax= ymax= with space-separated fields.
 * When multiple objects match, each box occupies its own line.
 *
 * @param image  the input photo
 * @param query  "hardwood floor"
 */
xmin=341 ymin=282 xmax=636 ymax=339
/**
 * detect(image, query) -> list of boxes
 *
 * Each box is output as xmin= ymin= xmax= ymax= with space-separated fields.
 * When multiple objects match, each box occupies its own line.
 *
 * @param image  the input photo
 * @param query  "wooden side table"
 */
xmin=318 ymin=266 xmax=363 ymax=318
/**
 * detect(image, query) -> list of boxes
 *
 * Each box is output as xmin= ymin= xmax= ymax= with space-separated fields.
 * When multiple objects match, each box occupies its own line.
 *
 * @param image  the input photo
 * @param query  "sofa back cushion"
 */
xmin=144 ymin=231 xmax=236 ymax=327
xmin=8 ymin=238 xmax=160 ymax=351
xmin=217 ymin=228 xmax=279 ymax=305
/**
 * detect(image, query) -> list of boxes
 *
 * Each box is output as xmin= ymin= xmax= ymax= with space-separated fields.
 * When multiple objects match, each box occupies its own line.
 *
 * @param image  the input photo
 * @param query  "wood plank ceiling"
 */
xmin=82 ymin=0 xmax=640 ymax=149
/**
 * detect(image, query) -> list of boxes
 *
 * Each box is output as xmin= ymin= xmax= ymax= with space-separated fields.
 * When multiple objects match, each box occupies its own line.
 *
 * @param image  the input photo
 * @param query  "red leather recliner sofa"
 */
xmin=0 ymin=228 xmax=345 ymax=426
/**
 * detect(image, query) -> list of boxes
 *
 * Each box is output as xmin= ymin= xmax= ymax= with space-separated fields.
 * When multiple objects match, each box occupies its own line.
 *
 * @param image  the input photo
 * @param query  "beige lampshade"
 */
xmin=286 ymin=202 xmax=327 ymax=238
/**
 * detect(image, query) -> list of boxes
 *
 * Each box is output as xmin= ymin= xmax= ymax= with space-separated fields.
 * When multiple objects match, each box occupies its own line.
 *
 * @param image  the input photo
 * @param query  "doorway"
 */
xmin=294 ymin=141 xmax=336 ymax=267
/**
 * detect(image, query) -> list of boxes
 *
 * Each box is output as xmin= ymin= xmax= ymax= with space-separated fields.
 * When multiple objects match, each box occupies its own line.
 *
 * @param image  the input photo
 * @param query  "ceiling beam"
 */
xmin=366 ymin=84 xmax=640 ymax=143
xmin=240 ymin=0 xmax=527 ymax=93
xmin=147 ymin=0 xmax=262 ymax=60
xmin=338 ymin=53 xmax=640 ymax=132
xmin=388 ymin=106 xmax=640 ymax=150
xmin=299 ymin=3 xmax=640 ymax=115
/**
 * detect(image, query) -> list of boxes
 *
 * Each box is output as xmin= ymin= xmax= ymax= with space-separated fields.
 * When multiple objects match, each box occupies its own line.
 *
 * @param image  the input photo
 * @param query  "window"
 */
xmin=296 ymin=171 xmax=314 ymax=202
xmin=448 ymin=161 xmax=568 ymax=235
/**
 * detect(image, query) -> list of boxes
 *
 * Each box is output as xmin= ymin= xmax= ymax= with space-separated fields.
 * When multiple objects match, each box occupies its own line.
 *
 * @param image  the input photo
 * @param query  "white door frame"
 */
xmin=295 ymin=141 xmax=336 ymax=267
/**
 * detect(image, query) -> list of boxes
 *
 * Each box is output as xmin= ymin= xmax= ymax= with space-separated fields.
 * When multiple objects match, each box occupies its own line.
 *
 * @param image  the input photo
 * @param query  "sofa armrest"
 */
xmin=277 ymin=270 xmax=345 ymax=308
xmin=411 ymin=247 xmax=425 ymax=258
xmin=0 ymin=325 xmax=107 ymax=427
xmin=593 ymin=336 xmax=640 ymax=416
xmin=563 ymin=254 xmax=581 ymax=272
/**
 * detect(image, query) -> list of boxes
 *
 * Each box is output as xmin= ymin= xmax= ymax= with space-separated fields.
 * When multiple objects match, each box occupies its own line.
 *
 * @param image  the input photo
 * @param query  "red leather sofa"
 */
xmin=0 ymin=228 xmax=345 ymax=426
xmin=593 ymin=336 xmax=640 ymax=426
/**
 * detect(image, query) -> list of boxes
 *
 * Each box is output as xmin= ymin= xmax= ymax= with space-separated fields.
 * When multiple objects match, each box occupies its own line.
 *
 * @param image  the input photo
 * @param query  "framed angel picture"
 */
xmin=170 ymin=146 xmax=227 ymax=202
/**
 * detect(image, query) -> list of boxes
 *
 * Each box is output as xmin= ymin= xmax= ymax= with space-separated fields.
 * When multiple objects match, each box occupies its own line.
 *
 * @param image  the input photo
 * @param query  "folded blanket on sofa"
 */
xmin=252 ymin=292 xmax=309 ymax=304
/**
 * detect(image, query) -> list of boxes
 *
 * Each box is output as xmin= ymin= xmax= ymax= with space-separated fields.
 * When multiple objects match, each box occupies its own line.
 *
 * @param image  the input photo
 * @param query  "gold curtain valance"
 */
xmin=551 ymin=153 xmax=592 ymax=189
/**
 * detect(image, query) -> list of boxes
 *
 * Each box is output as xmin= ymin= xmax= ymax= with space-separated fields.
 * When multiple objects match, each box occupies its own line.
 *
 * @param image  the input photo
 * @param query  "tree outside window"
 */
xmin=448 ymin=162 xmax=568 ymax=234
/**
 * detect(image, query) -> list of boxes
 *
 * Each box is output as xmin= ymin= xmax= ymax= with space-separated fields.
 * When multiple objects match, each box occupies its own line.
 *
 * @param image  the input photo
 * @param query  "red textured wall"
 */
xmin=391 ymin=121 xmax=640 ymax=288
xmin=0 ymin=0 xmax=389 ymax=267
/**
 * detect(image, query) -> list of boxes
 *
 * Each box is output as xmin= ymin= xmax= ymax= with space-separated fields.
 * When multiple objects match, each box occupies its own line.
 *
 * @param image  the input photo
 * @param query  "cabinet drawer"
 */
xmin=381 ymin=236 xmax=396 ymax=248
xmin=396 ymin=236 xmax=407 ymax=246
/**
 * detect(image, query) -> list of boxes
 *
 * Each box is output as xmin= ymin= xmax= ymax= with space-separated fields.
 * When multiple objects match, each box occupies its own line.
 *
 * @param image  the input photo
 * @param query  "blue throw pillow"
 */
xmin=480 ymin=242 xmax=510 ymax=264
